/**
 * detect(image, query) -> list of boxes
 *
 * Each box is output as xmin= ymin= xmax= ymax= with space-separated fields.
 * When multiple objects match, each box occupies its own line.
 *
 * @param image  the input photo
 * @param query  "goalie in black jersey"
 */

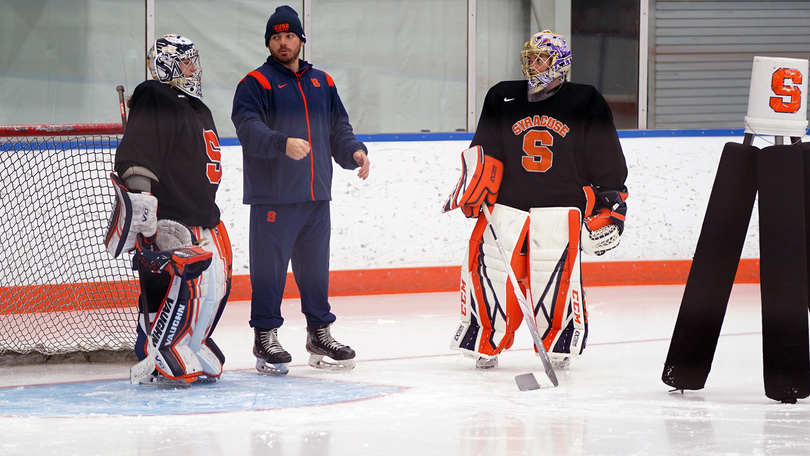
xmin=445 ymin=31 xmax=628 ymax=371
xmin=106 ymin=34 xmax=233 ymax=385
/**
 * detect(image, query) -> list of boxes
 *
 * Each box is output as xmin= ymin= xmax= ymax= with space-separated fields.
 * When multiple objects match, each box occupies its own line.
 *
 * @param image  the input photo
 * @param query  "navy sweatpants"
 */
xmin=249 ymin=200 xmax=336 ymax=330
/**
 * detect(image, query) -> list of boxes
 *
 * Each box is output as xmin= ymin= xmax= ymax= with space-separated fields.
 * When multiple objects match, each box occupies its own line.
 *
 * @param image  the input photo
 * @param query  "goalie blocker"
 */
xmin=105 ymin=172 xmax=157 ymax=258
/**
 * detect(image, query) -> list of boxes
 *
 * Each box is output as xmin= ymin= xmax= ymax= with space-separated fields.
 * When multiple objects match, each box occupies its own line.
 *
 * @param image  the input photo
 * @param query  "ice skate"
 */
xmin=476 ymin=355 xmax=498 ymax=370
xmin=253 ymin=327 xmax=292 ymax=375
xmin=306 ymin=324 xmax=356 ymax=371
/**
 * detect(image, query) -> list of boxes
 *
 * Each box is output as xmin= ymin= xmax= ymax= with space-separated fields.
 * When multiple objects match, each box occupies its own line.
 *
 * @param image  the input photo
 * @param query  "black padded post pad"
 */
xmin=759 ymin=144 xmax=809 ymax=401
xmin=662 ymin=142 xmax=759 ymax=390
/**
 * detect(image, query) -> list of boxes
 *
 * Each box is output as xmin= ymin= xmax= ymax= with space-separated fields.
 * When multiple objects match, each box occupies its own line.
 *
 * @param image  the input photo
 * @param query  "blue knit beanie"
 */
xmin=265 ymin=5 xmax=306 ymax=46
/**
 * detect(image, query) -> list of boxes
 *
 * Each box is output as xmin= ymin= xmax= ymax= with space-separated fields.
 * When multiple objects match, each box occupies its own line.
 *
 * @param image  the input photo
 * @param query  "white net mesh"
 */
xmin=0 ymin=125 xmax=138 ymax=362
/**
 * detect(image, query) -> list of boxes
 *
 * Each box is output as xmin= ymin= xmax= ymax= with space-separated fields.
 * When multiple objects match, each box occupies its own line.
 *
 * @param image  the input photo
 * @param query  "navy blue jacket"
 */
xmin=232 ymin=57 xmax=367 ymax=205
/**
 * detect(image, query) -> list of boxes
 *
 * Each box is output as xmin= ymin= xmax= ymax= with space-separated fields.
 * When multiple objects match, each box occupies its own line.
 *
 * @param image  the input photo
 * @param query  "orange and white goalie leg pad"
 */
xmin=138 ymin=221 xmax=215 ymax=385
xmin=450 ymin=204 xmax=529 ymax=363
xmin=187 ymin=222 xmax=233 ymax=380
xmin=148 ymin=273 xmax=205 ymax=384
xmin=528 ymin=207 xmax=587 ymax=363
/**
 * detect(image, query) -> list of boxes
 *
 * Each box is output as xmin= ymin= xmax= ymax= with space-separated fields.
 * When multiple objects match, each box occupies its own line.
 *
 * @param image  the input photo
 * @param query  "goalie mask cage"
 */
xmin=0 ymin=123 xmax=138 ymax=365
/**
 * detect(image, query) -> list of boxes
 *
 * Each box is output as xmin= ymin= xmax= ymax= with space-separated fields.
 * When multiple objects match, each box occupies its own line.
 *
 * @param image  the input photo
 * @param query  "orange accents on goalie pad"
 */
xmin=465 ymin=206 xmax=530 ymax=357
xmin=188 ymin=222 xmax=233 ymax=378
xmin=538 ymin=209 xmax=586 ymax=354
xmin=451 ymin=205 xmax=587 ymax=361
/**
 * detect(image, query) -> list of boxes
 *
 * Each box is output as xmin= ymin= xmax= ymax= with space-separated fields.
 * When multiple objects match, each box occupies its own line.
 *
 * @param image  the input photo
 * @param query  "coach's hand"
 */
xmin=354 ymin=150 xmax=370 ymax=180
xmin=286 ymin=138 xmax=310 ymax=160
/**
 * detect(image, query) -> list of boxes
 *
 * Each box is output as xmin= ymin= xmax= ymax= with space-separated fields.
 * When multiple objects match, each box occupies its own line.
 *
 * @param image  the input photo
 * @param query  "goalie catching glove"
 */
xmin=443 ymin=146 xmax=504 ymax=218
xmin=105 ymin=172 xmax=158 ymax=258
xmin=581 ymin=185 xmax=628 ymax=256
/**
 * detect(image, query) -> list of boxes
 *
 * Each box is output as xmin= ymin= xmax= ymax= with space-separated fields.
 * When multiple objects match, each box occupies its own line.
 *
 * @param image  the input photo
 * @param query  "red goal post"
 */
xmin=0 ymin=123 xmax=139 ymax=364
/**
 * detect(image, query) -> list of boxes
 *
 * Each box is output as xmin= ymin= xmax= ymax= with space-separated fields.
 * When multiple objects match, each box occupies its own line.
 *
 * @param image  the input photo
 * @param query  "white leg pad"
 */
xmin=188 ymin=226 xmax=230 ymax=377
xmin=451 ymin=204 xmax=529 ymax=358
xmin=528 ymin=207 xmax=587 ymax=358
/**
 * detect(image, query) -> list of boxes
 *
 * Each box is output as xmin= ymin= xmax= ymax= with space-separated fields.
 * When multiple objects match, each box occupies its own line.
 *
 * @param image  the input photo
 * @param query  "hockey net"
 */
xmin=0 ymin=124 xmax=138 ymax=365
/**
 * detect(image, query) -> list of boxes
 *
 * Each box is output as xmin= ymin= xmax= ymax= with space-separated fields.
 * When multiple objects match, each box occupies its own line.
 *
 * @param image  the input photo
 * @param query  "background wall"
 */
xmin=218 ymin=133 xmax=777 ymax=277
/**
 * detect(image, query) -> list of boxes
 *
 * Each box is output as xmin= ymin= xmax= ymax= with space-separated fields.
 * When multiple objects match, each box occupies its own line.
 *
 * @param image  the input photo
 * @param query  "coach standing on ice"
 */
xmin=232 ymin=5 xmax=370 ymax=375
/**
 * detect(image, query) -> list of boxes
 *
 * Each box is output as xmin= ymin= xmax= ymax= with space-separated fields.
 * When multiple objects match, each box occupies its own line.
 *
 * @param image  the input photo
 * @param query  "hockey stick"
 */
xmin=130 ymin=235 xmax=156 ymax=384
xmin=481 ymin=204 xmax=558 ymax=389
xmin=116 ymin=85 xmax=127 ymax=134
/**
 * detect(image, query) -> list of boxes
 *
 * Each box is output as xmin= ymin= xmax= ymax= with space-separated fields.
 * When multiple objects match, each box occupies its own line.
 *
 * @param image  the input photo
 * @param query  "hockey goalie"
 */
xmin=104 ymin=34 xmax=233 ymax=385
xmin=106 ymin=172 xmax=232 ymax=385
xmin=445 ymin=30 xmax=628 ymax=370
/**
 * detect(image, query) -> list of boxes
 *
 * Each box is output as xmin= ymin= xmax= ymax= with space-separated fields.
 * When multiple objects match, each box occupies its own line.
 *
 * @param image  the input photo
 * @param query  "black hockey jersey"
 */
xmin=472 ymin=81 xmax=627 ymax=213
xmin=115 ymin=80 xmax=222 ymax=228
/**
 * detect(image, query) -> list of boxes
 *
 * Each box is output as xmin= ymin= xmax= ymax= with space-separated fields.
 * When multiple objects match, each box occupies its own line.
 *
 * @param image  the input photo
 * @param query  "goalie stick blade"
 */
xmin=515 ymin=373 xmax=540 ymax=391
xmin=481 ymin=204 xmax=560 ymax=389
xmin=515 ymin=372 xmax=557 ymax=391
xmin=130 ymin=355 xmax=157 ymax=384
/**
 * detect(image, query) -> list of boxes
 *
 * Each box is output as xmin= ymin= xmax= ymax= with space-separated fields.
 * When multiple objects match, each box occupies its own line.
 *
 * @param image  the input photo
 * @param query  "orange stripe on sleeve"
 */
xmin=247 ymin=71 xmax=272 ymax=90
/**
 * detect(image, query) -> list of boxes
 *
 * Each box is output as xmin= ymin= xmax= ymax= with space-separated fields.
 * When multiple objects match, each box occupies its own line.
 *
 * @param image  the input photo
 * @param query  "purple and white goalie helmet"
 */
xmin=520 ymin=30 xmax=572 ymax=94
xmin=148 ymin=34 xmax=203 ymax=98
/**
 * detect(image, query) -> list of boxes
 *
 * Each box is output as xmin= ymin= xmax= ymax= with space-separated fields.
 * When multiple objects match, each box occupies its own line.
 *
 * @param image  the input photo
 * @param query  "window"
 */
xmin=570 ymin=0 xmax=640 ymax=130
xmin=310 ymin=0 xmax=468 ymax=134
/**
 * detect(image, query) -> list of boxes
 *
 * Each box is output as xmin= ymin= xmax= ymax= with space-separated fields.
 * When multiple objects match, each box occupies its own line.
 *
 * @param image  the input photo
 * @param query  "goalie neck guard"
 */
xmin=148 ymin=34 xmax=203 ymax=99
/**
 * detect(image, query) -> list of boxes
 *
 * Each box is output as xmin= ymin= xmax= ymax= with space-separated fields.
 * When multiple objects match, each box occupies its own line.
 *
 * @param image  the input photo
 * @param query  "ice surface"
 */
xmin=1 ymin=284 xmax=809 ymax=455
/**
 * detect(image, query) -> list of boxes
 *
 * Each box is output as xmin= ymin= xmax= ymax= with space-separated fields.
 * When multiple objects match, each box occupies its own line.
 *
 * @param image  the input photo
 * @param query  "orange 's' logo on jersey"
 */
xmin=522 ymin=130 xmax=554 ymax=173
xmin=311 ymin=78 xmax=321 ymax=87
xmin=203 ymin=130 xmax=222 ymax=184
xmin=266 ymin=211 xmax=277 ymax=223
xmin=512 ymin=115 xmax=569 ymax=137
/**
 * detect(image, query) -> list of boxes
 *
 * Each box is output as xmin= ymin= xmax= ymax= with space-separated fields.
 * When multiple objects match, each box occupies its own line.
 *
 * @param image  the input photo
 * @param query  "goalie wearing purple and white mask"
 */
xmin=520 ymin=30 xmax=572 ymax=101
xmin=109 ymin=34 xmax=233 ymax=385
xmin=445 ymin=30 xmax=628 ymax=372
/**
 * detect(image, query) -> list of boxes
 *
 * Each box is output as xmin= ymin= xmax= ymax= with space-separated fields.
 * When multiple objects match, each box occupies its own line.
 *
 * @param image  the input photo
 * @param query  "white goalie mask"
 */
xmin=148 ymin=34 xmax=203 ymax=98
xmin=520 ymin=30 xmax=572 ymax=94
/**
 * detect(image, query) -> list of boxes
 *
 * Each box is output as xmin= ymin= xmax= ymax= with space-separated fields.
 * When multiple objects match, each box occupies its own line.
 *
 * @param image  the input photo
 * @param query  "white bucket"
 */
xmin=744 ymin=56 xmax=808 ymax=137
